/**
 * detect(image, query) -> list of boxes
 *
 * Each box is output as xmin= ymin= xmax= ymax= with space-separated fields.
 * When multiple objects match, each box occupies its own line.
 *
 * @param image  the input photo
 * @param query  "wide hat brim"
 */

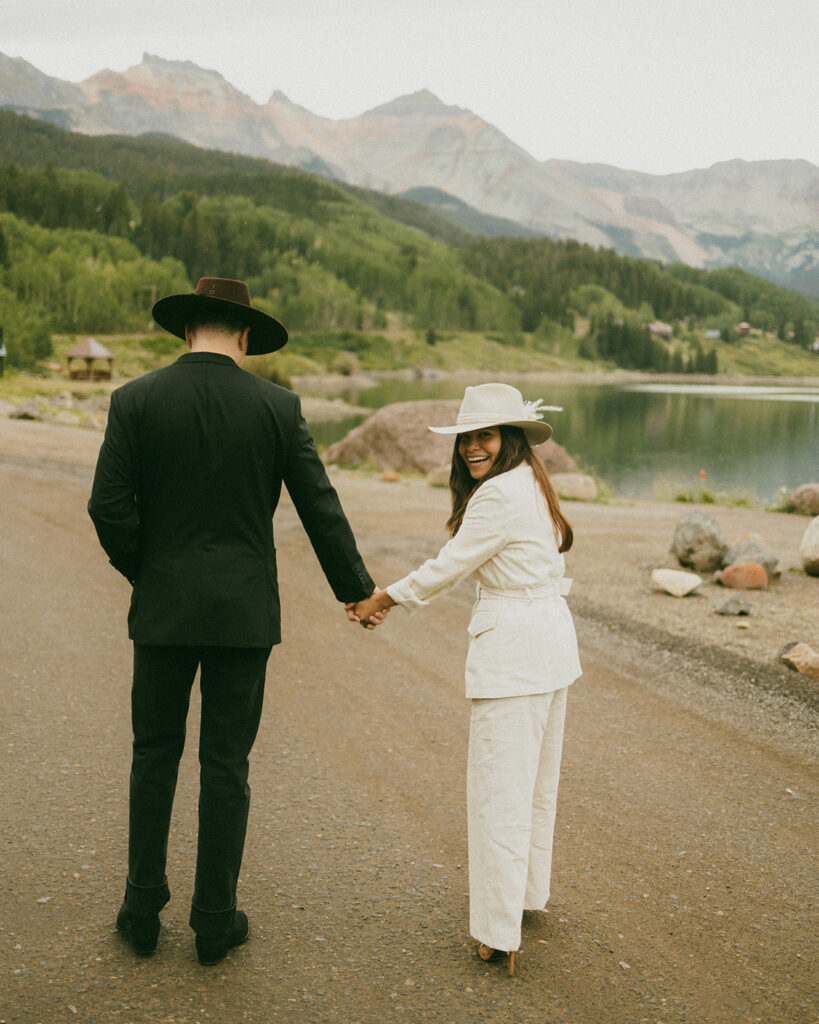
xmin=152 ymin=293 xmax=288 ymax=355
xmin=429 ymin=417 xmax=552 ymax=444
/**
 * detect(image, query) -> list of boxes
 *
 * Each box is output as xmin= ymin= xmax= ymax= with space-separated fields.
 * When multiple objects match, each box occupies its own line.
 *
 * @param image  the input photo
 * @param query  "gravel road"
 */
xmin=0 ymin=419 xmax=815 ymax=1024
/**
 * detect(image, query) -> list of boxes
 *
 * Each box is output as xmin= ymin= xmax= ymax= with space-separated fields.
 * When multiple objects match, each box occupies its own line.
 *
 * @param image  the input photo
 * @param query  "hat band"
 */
xmin=456 ymin=409 xmax=536 ymax=425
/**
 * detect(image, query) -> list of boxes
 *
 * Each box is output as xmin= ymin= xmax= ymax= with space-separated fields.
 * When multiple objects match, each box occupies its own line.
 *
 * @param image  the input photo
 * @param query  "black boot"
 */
xmin=116 ymin=903 xmax=160 ymax=955
xmin=195 ymin=910 xmax=249 ymax=966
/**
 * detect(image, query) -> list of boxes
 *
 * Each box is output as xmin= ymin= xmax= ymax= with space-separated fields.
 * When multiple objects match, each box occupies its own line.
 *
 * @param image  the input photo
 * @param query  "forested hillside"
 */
xmin=0 ymin=110 xmax=816 ymax=374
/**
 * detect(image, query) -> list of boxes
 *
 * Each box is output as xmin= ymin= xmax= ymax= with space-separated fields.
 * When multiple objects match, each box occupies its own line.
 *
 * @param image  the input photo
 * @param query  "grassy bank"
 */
xmin=2 ymin=323 xmax=818 ymax=406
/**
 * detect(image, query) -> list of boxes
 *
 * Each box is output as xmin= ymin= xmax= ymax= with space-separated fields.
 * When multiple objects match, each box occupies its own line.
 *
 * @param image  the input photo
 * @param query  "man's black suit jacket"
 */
xmin=88 ymin=351 xmax=374 ymax=647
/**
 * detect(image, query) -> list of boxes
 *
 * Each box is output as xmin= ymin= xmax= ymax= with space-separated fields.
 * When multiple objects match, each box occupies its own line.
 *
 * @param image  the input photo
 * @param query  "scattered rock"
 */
xmin=722 ymin=536 xmax=778 ymax=581
xmin=670 ymin=510 xmax=727 ymax=573
xmin=799 ymin=516 xmax=819 ymax=577
xmin=9 ymin=400 xmax=41 ymax=421
xmin=381 ymin=470 xmax=401 ymax=483
xmin=551 ymin=472 xmax=598 ymax=502
xmin=324 ymin=399 xmax=578 ymax=476
xmin=714 ymin=594 xmax=751 ymax=616
xmin=650 ymin=568 xmax=703 ymax=597
xmin=76 ymin=392 xmax=111 ymax=415
xmin=45 ymin=410 xmax=82 ymax=427
xmin=788 ymin=483 xmax=819 ymax=516
xmin=426 ymin=464 xmax=451 ymax=488
xmin=778 ymin=642 xmax=819 ymax=680
xmin=49 ymin=390 xmax=75 ymax=409
xmin=717 ymin=561 xmax=769 ymax=590
xmin=300 ymin=396 xmax=371 ymax=422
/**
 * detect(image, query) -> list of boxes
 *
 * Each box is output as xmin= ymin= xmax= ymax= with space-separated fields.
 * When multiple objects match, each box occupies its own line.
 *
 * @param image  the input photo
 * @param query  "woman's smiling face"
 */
xmin=458 ymin=427 xmax=502 ymax=480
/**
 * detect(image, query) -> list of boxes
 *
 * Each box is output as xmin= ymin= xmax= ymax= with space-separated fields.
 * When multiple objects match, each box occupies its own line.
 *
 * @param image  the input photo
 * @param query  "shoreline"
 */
xmin=3 ymin=364 xmax=818 ymax=403
xmin=291 ymin=366 xmax=819 ymax=393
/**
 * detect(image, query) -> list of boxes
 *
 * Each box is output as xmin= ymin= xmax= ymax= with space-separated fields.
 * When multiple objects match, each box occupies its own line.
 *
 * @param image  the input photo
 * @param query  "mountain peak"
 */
xmin=84 ymin=53 xmax=238 ymax=91
xmin=363 ymin=89 xmax=465 ymax=118
xmin=140 ymin=53 xmax=219 ymax=77
xmin=81 ymin=53 xmax=257 ymax=112
xmin=266 ymin=89 xmax=316 ymax=114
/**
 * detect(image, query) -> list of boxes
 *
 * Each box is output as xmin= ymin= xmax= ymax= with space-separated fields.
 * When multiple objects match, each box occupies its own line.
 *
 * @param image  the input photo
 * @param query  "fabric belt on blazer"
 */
xmin=475 ymin=579 xmax=572 ymax=603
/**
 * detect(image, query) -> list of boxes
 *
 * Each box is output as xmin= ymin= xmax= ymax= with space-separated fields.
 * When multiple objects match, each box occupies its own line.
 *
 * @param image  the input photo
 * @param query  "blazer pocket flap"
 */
xmin=467 ymin=609 xmax=497 ymax=639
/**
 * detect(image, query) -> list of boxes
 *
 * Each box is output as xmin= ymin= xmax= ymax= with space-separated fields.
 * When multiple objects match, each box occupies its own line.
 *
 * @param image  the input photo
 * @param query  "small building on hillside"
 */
xmin=704 ymin=329 xmax=721 ymax=340
xmin=737 ymin=322 xmax=751 ymax=336
xmin=647 ymin=321 xmax=673 ymax=339
xmin=66 ymin=338 xmax=115 ymax=381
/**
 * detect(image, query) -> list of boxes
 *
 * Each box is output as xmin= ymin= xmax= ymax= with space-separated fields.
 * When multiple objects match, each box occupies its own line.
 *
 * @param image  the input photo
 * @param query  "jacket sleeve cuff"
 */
xmin=385 ymin=578 xmax=428 ymax=614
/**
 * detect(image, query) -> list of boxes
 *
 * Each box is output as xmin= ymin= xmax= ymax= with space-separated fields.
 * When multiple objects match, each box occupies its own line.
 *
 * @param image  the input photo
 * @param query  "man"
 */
xmin=88 ymin=277 xmax=376 ymax=965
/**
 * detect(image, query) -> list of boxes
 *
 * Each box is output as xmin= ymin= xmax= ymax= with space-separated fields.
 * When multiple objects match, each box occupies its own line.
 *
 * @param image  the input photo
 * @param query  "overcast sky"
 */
xmin=5 ymin=0 xmax=819 ymax=175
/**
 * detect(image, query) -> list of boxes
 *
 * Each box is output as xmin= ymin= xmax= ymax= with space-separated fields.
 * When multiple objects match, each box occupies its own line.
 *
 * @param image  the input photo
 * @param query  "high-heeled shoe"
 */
xmin=477 ymin=943 xmax=516 ymax=975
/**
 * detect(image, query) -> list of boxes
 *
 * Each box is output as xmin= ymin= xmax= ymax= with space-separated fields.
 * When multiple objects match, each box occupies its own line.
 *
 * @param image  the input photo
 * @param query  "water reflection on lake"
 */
xmin=308 ymin=377 xmax=818 ymax=501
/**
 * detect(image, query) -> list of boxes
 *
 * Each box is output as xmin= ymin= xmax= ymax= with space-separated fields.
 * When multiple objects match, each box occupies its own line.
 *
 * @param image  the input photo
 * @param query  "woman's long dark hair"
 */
xmin=446 ymin=425 xmax=573 ymax=552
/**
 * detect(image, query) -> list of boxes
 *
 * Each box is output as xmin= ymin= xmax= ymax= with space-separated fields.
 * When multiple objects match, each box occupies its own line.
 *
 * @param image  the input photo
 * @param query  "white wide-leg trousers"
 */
xmin=466 ymin=686 xmax=568 ymax=952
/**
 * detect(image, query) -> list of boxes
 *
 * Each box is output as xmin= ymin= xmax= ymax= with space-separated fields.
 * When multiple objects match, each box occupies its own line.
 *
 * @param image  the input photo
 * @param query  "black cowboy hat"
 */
xmin=152 ymin=277 xmax=288 ymax=355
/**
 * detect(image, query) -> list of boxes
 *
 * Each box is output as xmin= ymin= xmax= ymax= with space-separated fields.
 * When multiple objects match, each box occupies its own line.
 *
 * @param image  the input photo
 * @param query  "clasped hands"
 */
xmin=345 ymin=587 xmax=395 ymax=630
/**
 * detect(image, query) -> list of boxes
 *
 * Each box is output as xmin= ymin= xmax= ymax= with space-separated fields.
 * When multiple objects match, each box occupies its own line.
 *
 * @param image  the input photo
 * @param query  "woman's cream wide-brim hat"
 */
xmin=428 ymin=383 xmax=559 ymax=445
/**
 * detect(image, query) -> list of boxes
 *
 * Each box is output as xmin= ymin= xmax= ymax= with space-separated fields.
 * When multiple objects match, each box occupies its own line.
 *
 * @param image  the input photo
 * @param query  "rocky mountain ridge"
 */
xmin=2 ymin=52 xmax=818 ymax=294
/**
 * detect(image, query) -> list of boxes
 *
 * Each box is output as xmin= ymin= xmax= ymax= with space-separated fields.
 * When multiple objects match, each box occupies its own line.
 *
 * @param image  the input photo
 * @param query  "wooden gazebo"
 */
xmin=66 ymin=338 xmax=114 ymax=381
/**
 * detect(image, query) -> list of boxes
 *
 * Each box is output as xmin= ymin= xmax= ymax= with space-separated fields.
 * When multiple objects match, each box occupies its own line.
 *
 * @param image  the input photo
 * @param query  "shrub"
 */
xmin=0 ymin=285 xmax=53 ymax=368
xmin=331 ymin=352 xmax=360 ymax=376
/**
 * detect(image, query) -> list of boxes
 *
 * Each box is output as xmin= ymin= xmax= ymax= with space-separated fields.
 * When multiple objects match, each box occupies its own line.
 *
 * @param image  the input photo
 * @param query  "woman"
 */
xmin=352 ymin=383 xmax=582 ymax=975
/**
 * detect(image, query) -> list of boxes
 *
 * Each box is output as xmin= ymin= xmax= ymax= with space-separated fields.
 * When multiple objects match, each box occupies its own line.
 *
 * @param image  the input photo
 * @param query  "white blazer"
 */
xmin=386 ymin=463 xmax=582 ymax=699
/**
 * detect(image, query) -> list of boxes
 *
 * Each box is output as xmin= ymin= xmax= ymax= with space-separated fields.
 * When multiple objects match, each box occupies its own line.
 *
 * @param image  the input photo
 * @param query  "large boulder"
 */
xmin=529 ymin=438 xmax=576 ymax=476
xmin=789 ymin=483 xmax=819 ymax=516
xmin=324 ymin=399 xmax=577 ymax=476
xmin=670 ymin=510 xmax=727 ymax=573
xmin=551 ymin=472 xmax=598 ymax=502
xmin=325 ymin=400 xmax=458 ymax=473
xmin=722 ymin=535 xmax=778 ymax=581
xmin=799 ymin=516 xmax=819 ymax=576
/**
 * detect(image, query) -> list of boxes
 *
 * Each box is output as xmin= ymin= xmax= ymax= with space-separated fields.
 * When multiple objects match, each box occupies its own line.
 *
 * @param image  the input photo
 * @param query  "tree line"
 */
xmin=0 ymin=109 xmax=817 ymax=371
xmin=582 ymin=314 xmax=718 ymax=374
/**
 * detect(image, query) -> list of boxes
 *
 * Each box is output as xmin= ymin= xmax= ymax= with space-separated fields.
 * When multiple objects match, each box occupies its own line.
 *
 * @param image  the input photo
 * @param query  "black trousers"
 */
xmin=124 ymin=644 xmax=270 ymax=936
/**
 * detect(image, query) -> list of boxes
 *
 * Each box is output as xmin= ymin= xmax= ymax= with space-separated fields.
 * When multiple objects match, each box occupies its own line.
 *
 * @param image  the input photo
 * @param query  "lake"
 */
xmin=306 ymin=377 xmax=819 ymax=502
